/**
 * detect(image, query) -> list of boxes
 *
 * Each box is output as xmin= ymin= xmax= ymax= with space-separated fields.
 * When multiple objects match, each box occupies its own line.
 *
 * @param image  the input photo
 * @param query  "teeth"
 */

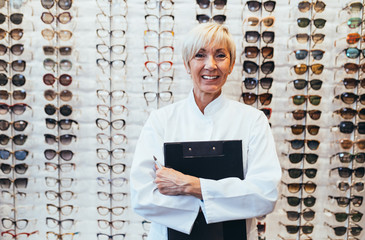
xmin=202 ymin=76 xmax=218 ymax=79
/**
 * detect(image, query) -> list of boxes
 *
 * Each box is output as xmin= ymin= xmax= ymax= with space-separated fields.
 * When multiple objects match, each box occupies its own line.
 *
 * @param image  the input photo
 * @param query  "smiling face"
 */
xmin=186 ymin=43 xmax=234 ymax=98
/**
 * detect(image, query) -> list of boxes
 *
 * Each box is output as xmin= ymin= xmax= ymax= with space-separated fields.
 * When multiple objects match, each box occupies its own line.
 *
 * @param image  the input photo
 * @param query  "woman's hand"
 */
xmin=154 ymin=164 xmax=202 ymax=200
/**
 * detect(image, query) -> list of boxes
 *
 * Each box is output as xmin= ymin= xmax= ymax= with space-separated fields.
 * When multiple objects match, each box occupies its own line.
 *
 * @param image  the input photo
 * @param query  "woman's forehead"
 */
xmin=199 ymin=42 xmax=229 ymax=52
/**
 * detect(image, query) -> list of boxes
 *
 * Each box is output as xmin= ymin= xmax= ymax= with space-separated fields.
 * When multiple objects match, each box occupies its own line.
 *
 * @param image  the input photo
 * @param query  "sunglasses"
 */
xmin=325 ymin=209 xmax=363 ymax=223
xmin=282 ymin=181 xmax=317 ymax=193
xmin=0 ymin=120 xmax=28 ymax=131
xmin=342 ymin=47 xmax=365 ymax=59
xmin=285 ymin=208 xmax=315 ymax=221
xmin=45 ymin=118 xmax=78 ymax=130
xmin=45 ymin=176 xmax=75 ymax=188
xmin=282 ymin=194 xmax=316 ymax=208
xmin=96 ymin=118 xmax=126 ymax=130
xmin=43 ymin=46 xmax=72 ymax=56
xmin=97 ymin=206 xmax=127 ymax=216
xmin=0 ymin=178 xmax=28 ymax=189
xmin=292 ymin=49 xmax=324 ymax=60
xmin=0 ymin=163 xmax=28 ymax=174
xmin=346 ymin=17 xmax=364 ymax=29
xmin=330 ymin=152 xmax=365 ymax=164
xmin=97 ymin=163 xmax=126 ymax=174
xmin=44 ymin=104 xmax=72 ymax=116
xmin=337 ymin=181 xmax=364 ymax=192
xmin=0 ymin=134 xmax=27 ymax=145
xmin=44 ymin=149 xmax=74 ymax=161
xmin=41 ymin=28 xmax=72 ymax=41
xmin=241 ymin=92 xmax=272 ymax=105
xmin=44 ymin=58 xmax=72 ymax=71
xmin=45 ymin=162 xmax=76 ymax=172
xmin=297 ymin=17 xmax=326 ymax=28
xmin=242 ymin=77 xmax=273 ymax=90
xmin=196 ymin=14 xmax=226 ymax=24
xmin=0 ymin=89 xmax=26 ymax=100
xmin=290 ymin=95 xmax=321 ymax=106
xmin=279 ymin=222 xmax=314 ymax=234
xmin=284 ymin=168 xmax=317 ymax=179
xmin=0 ymin=44 xmax=24 ymax=56
xmin=245 ymin=0 xmax=276 ymax=12
xmin=330 ymin=167 xmax=365 ymax=178
xmin=45 ymin=190 xmax=75 ymax=201
xmin=244 ymin=31 xmax=274 ymax=44
xmin=342 ymin=2 xmax=363 ymax=13
xmin=245 ymin=16 xmax=275 ymax=28
xmin=287 ymin=109 xmax=321 ymax=120
xmin=343 ymin=62 xmax=365 ymax=74
xmin=334 ymin=121 xmax=365 ymax=134
xmin=286 ymin=139 xmax=320 ymax=150
xmin=96 ymin=148 xmax=126 ymax=160
xmin=243 ymin=61 xmax=275 ymax=75
xmin=260 ymin=108 xmax=272 ymax=119
xmin=196 ymin=0 xmax=227 ymax=9
xmin=0 ymin=28 xmax=23 ymax=40
xmin=243 ymin=46 xmax=274 ymax=59
xmin=41 ymin=11 xmax=72 ymax=24
xmin=0 ymin=149 xmax=29 ymax=160
xmin=283 ymin=152 xmax=318 ymax=164
xmin=44 ymin=89 xmax=73 ymax=102
xmin=297 ymin=0 xmax=326 ymax=13
xmin=325 ymin=222 xmax=363 ymax=236
xmin=340 ymin=78 xmax=365 ymax=89
xmin=286 ymin=124 xmax=320 ymax=135
xmin=338 ymin=138 xmax=365 ymax=150
xmin=97 ymin=191 xmax=127 ymax=201
xmin=44 ymin=134 xmax=77 ymax=145
xmin=334 ymin=92 xmax=365 ymax=104
xmin=292 ymin=33 xmax=325 ymax=45
xmin=0 ymin=73 xmax=26 ymax=86
xmin=96 ymin=89 xmax=127 ymax=103
xmin=345 ymin=32 xmax=365 ymax=44
xmin=0 ymin=59 xmax=26 ymax=72
xmin=0 ymin=13 xmax=23 ymax=24
xmin=0 ymin=103 xmax=31 ymax=115
xmin=293 ymin=63 xmax=324 ymax=75
xmin=41 ymin=0 xmax=72 ymax=10
xmin=289 ymin=79 xmax=322 ymax=90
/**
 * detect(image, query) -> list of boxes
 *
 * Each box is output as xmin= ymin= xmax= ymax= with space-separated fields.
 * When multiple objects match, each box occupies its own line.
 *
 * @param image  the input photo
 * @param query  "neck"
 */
xmin=193 ymin=89 xmax=221 ymax=113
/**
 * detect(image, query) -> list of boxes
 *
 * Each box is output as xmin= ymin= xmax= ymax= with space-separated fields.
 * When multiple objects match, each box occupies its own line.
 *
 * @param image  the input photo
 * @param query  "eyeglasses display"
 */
xmin=325 ymin=223 xmax=363 ymax=236
xmin=46 ymin=231 xmax=79 ymax=240
xmin=0 ymin=73 xmax=26 ymax=86
xmin=297 ymin=0 xmax=326 ymax=13
xmin=0 ymin=163 xmax=28 ymax=174
xmin=41 ymin=12 xmax=73 ymax=24
xmin=285 ymin=139 xmax=320 ymax=150
xmin=97 ymin=233 xmax=126 ymax=240
xmin=328 ymin=195 xmax=363 ymax=207
xmin=285 ymin=208 xmax=315 ymax=221
xmin=279 ymin=222 xmax=314 ymax=234
xmin=287 ymin=109 xmax=321 ymax=120
xmin=286 ymin=124 xmax=320 ymax=135
xmin=241 ymin=92 xmax=272 ymax=105
xmin=41 ymin=0 xmax=73 ymax=10
xmin=282 ymin=181 xmax=317 ymax=193
xmin=245 ymin=0 xmax=276 ymax=12
xmin=283 ymin=168 xmax=317 ymax=179
xmin=324 ymin=209 xmax=363 ymax=222
xmin=44 ymin=149 xmax=74 ymax=161
xmin=245 ymin=16 xmax=275 ymax=28
xmin=244 ymin=31 xmax=274 ymax=44
xmin=97 ymin=219 xmax=127 ymax=230
xmin=330 ymin=152 xmax=365 ymax=163
xmin=283 ymin=152 xmax=319 ymax=164
xmin=45 ymin=118 xmax=78 ymax=130
xmin=330 ymin=167 xmax=365 ymax=178
xmin=337 ymin=181 xmax=364 ymax=192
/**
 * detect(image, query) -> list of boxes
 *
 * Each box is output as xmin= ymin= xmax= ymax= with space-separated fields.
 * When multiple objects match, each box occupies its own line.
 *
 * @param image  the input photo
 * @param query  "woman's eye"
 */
xmin=216 ymin=53 xmax=227 ymax=59
xmin=195 ymin=53 xmax=205 ymax=58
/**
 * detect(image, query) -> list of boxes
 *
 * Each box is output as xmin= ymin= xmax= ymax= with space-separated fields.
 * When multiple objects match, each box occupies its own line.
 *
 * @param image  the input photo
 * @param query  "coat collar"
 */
xmin=188 ymin=89 xmax=226 ymax=117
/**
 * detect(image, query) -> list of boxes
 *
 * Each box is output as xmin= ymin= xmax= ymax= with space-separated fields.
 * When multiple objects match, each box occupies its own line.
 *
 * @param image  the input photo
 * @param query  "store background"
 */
xmin=0 ymin=0 xmax=364 ymax=239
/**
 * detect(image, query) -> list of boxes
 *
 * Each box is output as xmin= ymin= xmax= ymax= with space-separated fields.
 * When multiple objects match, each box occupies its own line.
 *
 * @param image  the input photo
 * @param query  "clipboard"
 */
xmin=164 ymin=140 xmax=247 ymax=240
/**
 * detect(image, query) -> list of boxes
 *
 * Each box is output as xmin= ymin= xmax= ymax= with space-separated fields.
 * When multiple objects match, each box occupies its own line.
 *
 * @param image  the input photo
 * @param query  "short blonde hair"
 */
xmin=182 ymin=23 xmax=236 ymax=71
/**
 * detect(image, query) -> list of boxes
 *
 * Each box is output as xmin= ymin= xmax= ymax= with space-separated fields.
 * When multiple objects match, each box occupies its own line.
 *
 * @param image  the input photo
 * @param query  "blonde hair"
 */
xmin=182 ymin=23 xmax=236 ymax=71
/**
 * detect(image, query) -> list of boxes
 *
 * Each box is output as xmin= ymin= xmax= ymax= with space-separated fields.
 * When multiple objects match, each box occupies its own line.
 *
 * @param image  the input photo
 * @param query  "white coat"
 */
xmin=130 ymin=91 xmax=282 ymax=240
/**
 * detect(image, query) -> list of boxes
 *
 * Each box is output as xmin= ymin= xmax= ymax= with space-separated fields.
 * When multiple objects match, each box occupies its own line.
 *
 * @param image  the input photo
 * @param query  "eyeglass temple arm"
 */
xmin=334 ymin=37 xmax=346 ymax=47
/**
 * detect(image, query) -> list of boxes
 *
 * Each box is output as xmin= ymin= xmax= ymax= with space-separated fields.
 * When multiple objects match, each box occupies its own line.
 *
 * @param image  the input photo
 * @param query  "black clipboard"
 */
xmin=164 ymin=140 xmax=247 ymax=240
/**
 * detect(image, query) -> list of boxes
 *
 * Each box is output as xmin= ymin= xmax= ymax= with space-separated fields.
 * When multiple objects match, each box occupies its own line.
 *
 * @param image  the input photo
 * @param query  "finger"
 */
xmin=154 ymin=163 xmax=159 ymax=170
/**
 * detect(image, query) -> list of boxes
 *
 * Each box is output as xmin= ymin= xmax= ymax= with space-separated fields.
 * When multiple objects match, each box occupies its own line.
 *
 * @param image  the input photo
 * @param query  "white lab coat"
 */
xmin=130 ymin=91 xmax=282 ymax=240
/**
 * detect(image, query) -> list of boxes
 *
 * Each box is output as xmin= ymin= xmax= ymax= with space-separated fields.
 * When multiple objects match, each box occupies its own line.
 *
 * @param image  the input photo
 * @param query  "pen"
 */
xmin=153 ymin=155 xmax=163 ymax=169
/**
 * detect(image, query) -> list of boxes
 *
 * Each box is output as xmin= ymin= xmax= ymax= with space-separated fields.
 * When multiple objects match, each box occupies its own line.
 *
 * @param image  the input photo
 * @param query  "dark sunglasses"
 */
xmin=0 ymin=163 xmax=28 ymax=174
xmin=330 ymin=167 xmax=365 ymax=178
xmin=241 ymin=92 xmax=272 ymax=105
xmin=0 ymin=60 xmax=26 ymax=72
xmin=0 ymin=120 xmax=28 ymax=131
xmin=43 ymin=74 xmax=72 ymax=86
xmin=44 ymin=104 xmax=72 ymax=116
xmin=282 ymin=194 xmax=316 ymax=207
xmin=44 ymin=149 xmax=74 ymax=161
xmin=44 ymin=134 xmax=77 ymax=145
xmin=44 ymin=89 xmax=73 ymax=102
xmin=343 ymin=62 xmax=365 ymax=74
xmin=0 ymin=13 xmax=23 ymax=24
xmin=0 ymin=28 xmax=23 ymax=40
xmin=287 ymin=124 xmax=320 ymax=135
xmin=45 ymin=118 xmax=78 ymax=130
xmin=279 ymin=222 xmax=314 ymax=234
xmin=196 ymin=14 xmax=226 ymax=24
xmin=0 ymin=149 xmax=29 ymax=160
xmin=289 ymin=79 xmax=322 ymax=90
xmin=284 ymin=168 xmax=317 ymax=179
xmin=326 ymin=209 xmax=363 ymax=224
xmin=342 ymin=2 xmax=363 ymax=13
xmin=287 ymin=109 xmax=321 ymax=120
xmin=243 ymin=61 xmax=275 ymax=75
xmin=325 ymin=223 xmax=363 ymax=236
xmin=290 ymin=95 xmax=321 ymax=106
xmin=245 ymin=0 xmax=276 ymax=12
xmin=0 ymin=103 xmax=31 ymax=115
xmin=260 ymin=108 xmax=272 ymax=119
xmin=0 ymin=44 xmax=24 ymax=56
xmin=282 ymin=181 xmax=317 ymax=194
xmin=41 ymin=0 xmax=72 ymax=10
xmin=334 ymin=92 xmax=365 ymax=104
xmin=340 ymin=78 xmax=365 ymax=89
xmin=0 ymin=134 xmax=27 ymax=145
xmin=329 ymin=195 xmax=363 ymax=207
xmin=297 ymin=17 xmax=326 ymax=28
xmin=0 ymin=89 xmax=26 ymax=100
xmin=243 ymin=46 xmax=274 ymax=59
xmin=334 ymin=121 xmax=365 ymax=134
xmin=242 ymin=77 xmax=273 ymax=90
xmin=244 ymin=31 xmax=274 ymax=44
xmin=0 ymin=73 xmax=26 ymax=86
xmin=0 ymin=178 xmax=28 ymax=189
xmin=283 ymin=152 xmax=319 ymax=164
xmin=293 ymin=49 xmax=324 ymax=60
xmin=196 ymin=0 xmax=227 ymax=9
xmin=285 ymin=208 xmax=315 ymax=221
xmin=43 ymin=46 xmax=72 ymax=56
xmin=298 ymin=0 xmax=326 ymax=12
xmin=337 ymin=181 xmax=364 ymax=192
xmin=330 ymin=152 xmax=365 ymax=164
xmin=286 ymin=139 xmax=320 ymax=150
xmin=293 ymin=63 xmax=324 ymax=75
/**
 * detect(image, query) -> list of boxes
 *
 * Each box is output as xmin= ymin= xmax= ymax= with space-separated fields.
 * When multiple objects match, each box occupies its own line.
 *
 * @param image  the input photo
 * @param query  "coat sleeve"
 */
xmin=200 ymin=112 xmax=282 ymax=223
xmin=130 ymin=111 xmax=201 ymax=234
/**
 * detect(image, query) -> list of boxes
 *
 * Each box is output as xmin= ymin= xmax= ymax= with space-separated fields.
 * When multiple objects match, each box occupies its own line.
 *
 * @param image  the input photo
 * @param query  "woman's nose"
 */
xmin=204 ymin=55 xmax=217 ymax=70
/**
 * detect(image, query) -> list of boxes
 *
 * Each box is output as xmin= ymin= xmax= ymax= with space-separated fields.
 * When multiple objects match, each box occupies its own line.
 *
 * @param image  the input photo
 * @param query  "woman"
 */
xmin=130 ymin=22 xmax=281 ymax=240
